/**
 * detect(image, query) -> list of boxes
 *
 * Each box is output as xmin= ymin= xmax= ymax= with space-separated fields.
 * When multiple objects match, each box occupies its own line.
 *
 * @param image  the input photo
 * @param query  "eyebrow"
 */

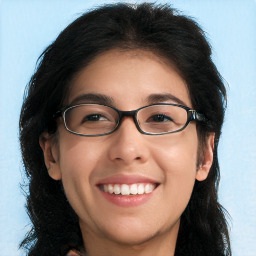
xmin=69 ymin=93 xmax=114 ymax=106
xmin=69 ymin=92 xmax=187 ymax=107
xmin=146 ymin=93 xmax=187 ymax=106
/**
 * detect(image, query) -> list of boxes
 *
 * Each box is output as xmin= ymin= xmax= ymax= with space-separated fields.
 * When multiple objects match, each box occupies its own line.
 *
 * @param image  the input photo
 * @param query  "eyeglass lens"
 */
xmin=64 ymin=104 xmax=188 ymax=135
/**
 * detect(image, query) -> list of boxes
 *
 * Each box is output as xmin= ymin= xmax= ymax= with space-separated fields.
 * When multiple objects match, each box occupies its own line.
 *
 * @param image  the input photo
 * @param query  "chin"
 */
xmin=106 ymin=229 xmax=158 ymax=246
xmin=98 ymin=219 xmax=162 ymax=246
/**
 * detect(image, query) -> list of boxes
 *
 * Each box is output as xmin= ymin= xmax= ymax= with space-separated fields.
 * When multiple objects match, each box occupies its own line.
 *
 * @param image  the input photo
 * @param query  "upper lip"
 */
xmin=96 ymin=174 xmax=159 ymax=185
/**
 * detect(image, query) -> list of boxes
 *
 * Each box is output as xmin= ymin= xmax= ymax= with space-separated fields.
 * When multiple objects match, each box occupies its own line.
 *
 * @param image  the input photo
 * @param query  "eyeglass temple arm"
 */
xmin=189 ymin=110 xmax=208 ymax=123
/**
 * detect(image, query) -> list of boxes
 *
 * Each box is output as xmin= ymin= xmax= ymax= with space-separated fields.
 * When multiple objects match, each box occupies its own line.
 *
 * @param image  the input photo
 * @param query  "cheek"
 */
xmin=151 ymin=129 xmax=198 ymax=206
xmin=60 ymin=141 xmax=95 ymax=175
xmin=58 ymin=129 xmax=104 ymax=175
xmin=153 ymin=129 xmax=198 ymax=171
xmin=57 ymin=135 xmax=103 ymax=207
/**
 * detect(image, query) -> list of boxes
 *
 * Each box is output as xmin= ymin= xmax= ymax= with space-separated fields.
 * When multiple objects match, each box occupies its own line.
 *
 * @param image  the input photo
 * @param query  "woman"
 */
xmin=19 ymin=3 xmax=231 ymax=256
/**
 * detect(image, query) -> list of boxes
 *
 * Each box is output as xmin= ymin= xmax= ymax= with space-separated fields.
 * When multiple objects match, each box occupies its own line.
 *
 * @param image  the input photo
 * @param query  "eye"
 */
xmin=83 ymin=114 xmax=108 ymax=122
xmin=147 ymin=114 xmax=173 ymax=122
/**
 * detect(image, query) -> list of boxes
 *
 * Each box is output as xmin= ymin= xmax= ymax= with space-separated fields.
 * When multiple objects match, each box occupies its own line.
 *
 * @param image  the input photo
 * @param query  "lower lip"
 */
xmin=99 ymin=188 xmax=155 ymax=207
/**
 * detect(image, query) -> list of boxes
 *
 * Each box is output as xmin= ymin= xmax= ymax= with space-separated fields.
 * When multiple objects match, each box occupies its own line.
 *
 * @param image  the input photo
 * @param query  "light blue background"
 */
xmin=0 ymin=0 xmax=255 ymax=255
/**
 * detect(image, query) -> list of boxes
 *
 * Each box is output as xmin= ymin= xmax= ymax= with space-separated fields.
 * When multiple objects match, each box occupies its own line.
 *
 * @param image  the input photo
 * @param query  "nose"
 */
xmin=107 ymin=117 xmax=149 ymax=165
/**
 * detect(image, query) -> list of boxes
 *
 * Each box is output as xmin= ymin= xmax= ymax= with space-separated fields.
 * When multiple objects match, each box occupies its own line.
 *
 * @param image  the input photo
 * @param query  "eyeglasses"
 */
xmin=54 ymin=103 xmax=207 ymax=136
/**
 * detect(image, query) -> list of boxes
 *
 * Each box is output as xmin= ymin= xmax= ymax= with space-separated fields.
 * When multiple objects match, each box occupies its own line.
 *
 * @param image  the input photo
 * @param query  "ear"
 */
xmin=196 ymin=133 xmax=215 ymax=181
xmin=39 ymin=132 xmax=62 ymax=180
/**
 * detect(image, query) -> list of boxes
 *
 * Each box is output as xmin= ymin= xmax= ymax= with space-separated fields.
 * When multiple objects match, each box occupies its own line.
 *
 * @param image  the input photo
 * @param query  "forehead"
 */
xmin=68 ymin=49 xmax=192 ymax=108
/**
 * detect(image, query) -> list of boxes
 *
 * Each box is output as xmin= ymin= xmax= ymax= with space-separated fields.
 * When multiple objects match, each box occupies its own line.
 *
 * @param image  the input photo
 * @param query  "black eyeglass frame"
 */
xmin=54 ymin=103 xmax=208 ymax=137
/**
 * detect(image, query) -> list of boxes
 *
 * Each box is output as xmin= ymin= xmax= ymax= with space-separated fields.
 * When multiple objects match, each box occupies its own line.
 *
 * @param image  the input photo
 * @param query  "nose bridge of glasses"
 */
xmin=118 ymin=110 xmax=138 ymax=124
xmin=118 ymin=109 xmax=136 ymax=119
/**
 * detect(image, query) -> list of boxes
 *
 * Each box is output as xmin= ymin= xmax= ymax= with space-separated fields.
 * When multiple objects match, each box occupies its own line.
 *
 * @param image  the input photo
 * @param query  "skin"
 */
xmin=40 ymin=49 xmax=214 ymax=256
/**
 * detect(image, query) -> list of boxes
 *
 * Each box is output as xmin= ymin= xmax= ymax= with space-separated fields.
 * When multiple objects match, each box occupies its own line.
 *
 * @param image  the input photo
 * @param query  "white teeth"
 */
xmin=130 ymin=184 xmax=138 ymax=195
xmin=137 ymin=184 xmax=144 ymax=194
xmin=114 ymin=184 xmax=121 ymax=194
xmin=121 ymin=184 xmax=130 ymax=195
xmin=103 ymin=184 xmax=108 ymax=192
xmin=144 ymin=184 xmax=150 ymax=194
xmin=108 ymin=184 xmax=114 ymax=194
xmin=101 ymin=183 xmax=156 ymax=195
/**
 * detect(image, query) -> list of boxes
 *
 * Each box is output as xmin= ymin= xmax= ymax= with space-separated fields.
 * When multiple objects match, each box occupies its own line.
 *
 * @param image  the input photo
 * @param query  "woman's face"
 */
xmin=41 ymin=49 xmax=213 ymax=252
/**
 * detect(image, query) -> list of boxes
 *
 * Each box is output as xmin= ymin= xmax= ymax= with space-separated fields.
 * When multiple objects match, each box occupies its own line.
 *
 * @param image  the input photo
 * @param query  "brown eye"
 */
xmin=82 ymin=114 xmax=107 ymax=122
xmin=147 ymin=114 xmax=173 ymax=123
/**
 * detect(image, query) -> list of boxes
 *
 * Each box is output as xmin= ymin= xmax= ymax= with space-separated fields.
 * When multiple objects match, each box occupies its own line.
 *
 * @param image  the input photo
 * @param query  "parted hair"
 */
xmin=19 ymin=3 xmax=231 ymax=256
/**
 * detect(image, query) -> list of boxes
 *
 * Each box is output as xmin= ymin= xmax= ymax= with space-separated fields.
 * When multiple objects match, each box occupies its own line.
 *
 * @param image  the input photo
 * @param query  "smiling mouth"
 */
xmin=99 ymin=183 xmax=158 ymax=196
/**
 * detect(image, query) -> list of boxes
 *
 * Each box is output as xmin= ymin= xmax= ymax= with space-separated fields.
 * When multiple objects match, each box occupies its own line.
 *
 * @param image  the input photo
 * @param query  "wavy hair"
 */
xmin=19 ymin=3 xmax=231 ymax=255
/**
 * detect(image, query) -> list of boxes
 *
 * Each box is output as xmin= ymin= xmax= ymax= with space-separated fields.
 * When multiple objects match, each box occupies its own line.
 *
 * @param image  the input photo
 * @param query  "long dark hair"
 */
xmin=19 ymin=3 xmax=231 ymax=255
